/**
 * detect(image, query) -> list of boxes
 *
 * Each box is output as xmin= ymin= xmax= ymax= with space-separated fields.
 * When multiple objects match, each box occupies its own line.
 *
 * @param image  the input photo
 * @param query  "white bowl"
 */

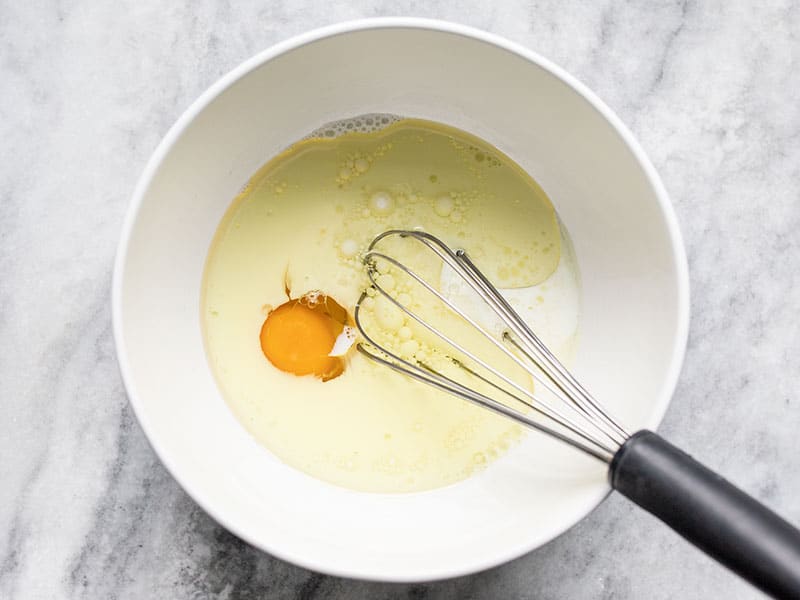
xmin=113 ymin=18 xmax=689 ymax=582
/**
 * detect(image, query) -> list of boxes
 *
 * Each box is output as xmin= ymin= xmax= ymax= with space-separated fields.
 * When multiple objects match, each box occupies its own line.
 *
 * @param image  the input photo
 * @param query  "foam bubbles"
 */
xmin=301 ymin=290 xmax=322 ymax=306
xmin=306 ymin=114 xmax=402 ymax=140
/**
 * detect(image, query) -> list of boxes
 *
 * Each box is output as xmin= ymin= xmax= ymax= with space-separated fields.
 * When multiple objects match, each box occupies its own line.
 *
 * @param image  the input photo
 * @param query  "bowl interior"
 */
xmin=115 ymin=22 xmax=688 ymax=581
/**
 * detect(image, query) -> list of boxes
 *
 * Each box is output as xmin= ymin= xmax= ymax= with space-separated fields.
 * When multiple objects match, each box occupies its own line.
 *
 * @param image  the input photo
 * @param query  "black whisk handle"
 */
xmin=610 ymin=430 xmax=800 ymax=599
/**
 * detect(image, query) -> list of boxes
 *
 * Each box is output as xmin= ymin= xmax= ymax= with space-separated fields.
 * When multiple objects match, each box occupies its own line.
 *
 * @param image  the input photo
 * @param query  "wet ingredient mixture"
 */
xmin=202 ymin=116 xmax=579 ymax=493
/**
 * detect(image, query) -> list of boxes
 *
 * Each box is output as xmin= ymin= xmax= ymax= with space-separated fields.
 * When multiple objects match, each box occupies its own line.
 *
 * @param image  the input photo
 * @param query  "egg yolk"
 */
xmin=259 ymin=294 xmax=349 ymax=381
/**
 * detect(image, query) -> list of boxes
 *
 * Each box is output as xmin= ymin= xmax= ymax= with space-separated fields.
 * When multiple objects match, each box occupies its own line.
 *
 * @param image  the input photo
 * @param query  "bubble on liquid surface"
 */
xmin=434 ymin=194 xmax=454 ymax=217
xmin=339 ymin=239 xmax=358 ymax=258
xmin=369 ymin=191 xmax=395 ymax=216
xmin=306 ymin=114 xmax=402 ymax=140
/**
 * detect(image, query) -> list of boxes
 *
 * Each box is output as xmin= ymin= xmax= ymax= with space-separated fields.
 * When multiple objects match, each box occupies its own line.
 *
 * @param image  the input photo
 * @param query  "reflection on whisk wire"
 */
xmin=354 ymin=229 xmax=628 ymax=463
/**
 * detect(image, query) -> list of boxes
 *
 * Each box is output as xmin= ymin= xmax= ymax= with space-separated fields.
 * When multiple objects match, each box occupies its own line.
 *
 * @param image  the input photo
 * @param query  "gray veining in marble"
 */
xmin=1 ymin=1 xmax=799 ymax=598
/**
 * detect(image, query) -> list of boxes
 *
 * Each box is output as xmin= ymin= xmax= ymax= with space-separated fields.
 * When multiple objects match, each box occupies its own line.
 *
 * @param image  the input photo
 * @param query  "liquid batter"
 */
xmin=202 ymin=117 xmax=580 ymax=493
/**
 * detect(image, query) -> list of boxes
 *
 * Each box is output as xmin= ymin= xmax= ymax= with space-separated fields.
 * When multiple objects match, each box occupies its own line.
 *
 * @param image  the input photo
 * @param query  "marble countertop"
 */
xmin=2 ymin=2 xmax=799 ymax=598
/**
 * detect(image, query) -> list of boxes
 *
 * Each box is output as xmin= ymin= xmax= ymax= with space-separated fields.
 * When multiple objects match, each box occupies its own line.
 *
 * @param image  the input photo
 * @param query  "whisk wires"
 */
xmin=354 ymin=229 xmax=629 ymax=463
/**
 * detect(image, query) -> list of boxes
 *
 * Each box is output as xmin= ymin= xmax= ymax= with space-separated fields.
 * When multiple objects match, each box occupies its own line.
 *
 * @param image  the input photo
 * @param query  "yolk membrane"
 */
xmin=259 ymin=294 xmax=348 ymax=381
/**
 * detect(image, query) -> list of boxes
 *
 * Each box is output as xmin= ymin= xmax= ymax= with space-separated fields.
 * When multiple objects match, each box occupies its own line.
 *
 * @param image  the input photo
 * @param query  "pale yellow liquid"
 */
xmin=202 ymin=118 xmax=579 ymax=493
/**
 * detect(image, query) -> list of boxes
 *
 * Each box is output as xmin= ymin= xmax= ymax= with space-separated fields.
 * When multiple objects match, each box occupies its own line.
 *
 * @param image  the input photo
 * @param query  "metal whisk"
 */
xmin=354 ymin=229 xmax=800 ymax=600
